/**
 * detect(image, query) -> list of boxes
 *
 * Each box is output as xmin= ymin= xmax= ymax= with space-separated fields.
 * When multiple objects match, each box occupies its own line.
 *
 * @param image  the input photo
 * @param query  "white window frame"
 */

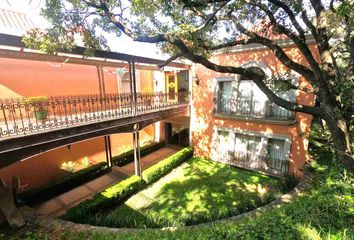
xmin=212 ymin=126 xmax=291 ymax=175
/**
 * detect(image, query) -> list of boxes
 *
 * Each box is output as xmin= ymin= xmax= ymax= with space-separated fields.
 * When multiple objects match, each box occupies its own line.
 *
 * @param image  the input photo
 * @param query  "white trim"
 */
xmin=238 ymin=61 xmax=272 ymax=79
xmin=213 ymin=125 xmax=291 ymax=141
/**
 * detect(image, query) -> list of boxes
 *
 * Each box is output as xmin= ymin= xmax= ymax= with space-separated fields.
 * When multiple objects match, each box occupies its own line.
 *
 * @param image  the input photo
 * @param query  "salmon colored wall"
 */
xmin=0 ymin=137 xmax=105 ymax=190
xmin=0 ymin=58 xmax=159 ymax=190
xmin=140 ymin=70 xmax=154 ymax=93
xmin=191 ymin=45 xmax=316 ymax=177
xmin=0 ymin=58 xmax=119 ymax=97
xmin=0 ymin=126 xmax=155 ymax=191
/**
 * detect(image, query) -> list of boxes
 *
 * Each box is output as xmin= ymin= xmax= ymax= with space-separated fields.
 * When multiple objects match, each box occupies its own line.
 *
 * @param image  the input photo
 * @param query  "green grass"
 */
xmin=63 ymin=147 xmax=193 ymax=222
xmin=2 ymin=147 xmax=353 ymax=239
xmin=86 ymin=157 xmax=283 ymax=228
xmin=2 ymin=137 xmax=353 ymax=239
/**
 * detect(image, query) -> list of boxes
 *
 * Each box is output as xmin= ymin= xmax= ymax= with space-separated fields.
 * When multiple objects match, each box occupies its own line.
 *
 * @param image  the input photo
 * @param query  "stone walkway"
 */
xmin=35 ymin=145 xmax=183 ymax=217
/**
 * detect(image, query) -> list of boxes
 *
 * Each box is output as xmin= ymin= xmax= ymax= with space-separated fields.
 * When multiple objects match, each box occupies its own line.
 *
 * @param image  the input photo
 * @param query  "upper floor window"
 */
xmin=215 ymin=65 xmax=294 ymax=120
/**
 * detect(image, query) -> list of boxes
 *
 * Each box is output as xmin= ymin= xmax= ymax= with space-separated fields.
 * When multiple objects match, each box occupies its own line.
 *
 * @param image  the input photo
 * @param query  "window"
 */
xmin=217 ymin=130 xmax=231 ymax=163
xmin=236 ymin=80 xmax=268 ymax=116
xmin=233 ymin=133 xmax=264 ymax=169
xmin=267 ymin=138 xmax=288 ymax=173
xmin=218 ymin=81 xmax=232 ymax=113
xmin=213 ymin=128 xmax=290 ymax=175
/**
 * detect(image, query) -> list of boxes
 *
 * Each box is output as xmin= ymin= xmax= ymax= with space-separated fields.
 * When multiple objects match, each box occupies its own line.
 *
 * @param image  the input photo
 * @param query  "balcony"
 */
xmin=0 ymin=92 xmax=189 ymax=168
xmin=213 ymin=97 xmax=295 ymax=124
xmin=0 ymin=92 xmax=189 ymax=139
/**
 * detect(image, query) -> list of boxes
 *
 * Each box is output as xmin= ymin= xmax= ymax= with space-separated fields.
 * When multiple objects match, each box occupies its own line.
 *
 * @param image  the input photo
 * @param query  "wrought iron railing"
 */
xmin=229 ymin=152 xmax=289 ymax=175
xmin=0 ymin=92 xmax=189 ymax=138
xmin=215 ymin=97 xmax=295 ymax=120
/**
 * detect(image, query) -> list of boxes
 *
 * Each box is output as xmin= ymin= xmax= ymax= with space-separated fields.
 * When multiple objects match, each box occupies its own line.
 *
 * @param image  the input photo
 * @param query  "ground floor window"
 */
xmin=213 ymin=128 xmax=290 ymax=175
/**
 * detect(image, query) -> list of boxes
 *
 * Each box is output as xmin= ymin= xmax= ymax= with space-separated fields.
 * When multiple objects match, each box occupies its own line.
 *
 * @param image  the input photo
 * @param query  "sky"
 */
xmin=0 ymin=0 xmax=166 ymax=59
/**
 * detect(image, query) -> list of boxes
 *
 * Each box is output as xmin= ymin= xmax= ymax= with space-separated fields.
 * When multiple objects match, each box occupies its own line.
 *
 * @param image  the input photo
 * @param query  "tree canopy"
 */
xmin=25 ymin=0 xmax=354 ymax=171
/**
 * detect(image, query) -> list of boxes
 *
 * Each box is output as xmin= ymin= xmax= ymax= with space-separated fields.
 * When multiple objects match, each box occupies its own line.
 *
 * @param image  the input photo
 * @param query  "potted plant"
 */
xmin=25 ymin=96 xmax=49 ymax=120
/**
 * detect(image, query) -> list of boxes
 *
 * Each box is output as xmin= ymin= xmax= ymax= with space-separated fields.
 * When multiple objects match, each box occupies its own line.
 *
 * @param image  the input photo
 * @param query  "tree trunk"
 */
xmin=324 ymin=111 xmax=354 ymax=172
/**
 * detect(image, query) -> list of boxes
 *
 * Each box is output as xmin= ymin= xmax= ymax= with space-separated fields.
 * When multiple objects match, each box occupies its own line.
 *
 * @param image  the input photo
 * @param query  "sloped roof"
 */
xmin=0 ymin=8 xmax=37 ymax=36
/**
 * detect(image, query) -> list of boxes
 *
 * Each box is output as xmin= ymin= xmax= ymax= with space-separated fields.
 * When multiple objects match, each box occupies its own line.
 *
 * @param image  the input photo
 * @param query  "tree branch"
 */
xmin=266 ymin=0 xmax=306 ymax=39
xmin=90 ymin=0 xmax=167 ymax=43
xmin=158 ymin=52 xmax=183 ymax=69
xmin=299 ymin=4 xmax=318 ymax=40
xmin=235 ymin=23 xmax=315 ymax=81
xmin=196 ymin=0 xmax=230 ymax=30
xmin=171 ymin=38 xmax=322 ymax=116
xmin=248 ymin=1 xmax=322 ymax=79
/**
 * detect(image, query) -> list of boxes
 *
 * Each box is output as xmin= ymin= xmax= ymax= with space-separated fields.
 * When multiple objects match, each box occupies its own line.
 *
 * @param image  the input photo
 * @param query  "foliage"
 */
xmin=24 ymin=96 xmax=48 ymax=104
xmin=85 ymin=157 xmax=283 ymax=228
xmin=62 ymin=175 xmax=146 ymax=223
xmin=60 ymin=161 xmax=78 ymax=173
xmin=3 ymin=137 xmax=353 ymax=239
xmin=112 ymin=141 xmax=166 ymax=167
xmin=18 ymin=162 xmax=108 ymax=206
xmin=80 ymin=157 xmax=90 ymax=168
xmin=63 ymin=147 xmax=192 ymax=222
xmin=40 ymin=142 xmax=354 ymax=239
xmin=142 ymin=147 xmax=193 ymax=184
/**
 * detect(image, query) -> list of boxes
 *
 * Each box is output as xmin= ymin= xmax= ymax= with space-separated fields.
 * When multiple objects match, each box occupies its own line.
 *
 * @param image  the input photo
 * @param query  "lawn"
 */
xmin=86 ymin=157 xmax=284 ymax=228
xmin=2 ymin=125 xmax=353 ymax=239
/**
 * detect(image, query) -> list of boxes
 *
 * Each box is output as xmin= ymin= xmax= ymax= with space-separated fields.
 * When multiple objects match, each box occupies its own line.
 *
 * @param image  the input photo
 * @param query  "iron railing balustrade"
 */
xmin=215 ymin=97 xmax=295 ymax=120
xmin=0 ymin=92 xmax=189 ymax=138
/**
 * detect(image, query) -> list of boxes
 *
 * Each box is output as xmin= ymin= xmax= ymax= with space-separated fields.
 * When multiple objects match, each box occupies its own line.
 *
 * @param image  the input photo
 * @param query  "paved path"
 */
xmin=34 ymin=145 xmax=183 ymax=217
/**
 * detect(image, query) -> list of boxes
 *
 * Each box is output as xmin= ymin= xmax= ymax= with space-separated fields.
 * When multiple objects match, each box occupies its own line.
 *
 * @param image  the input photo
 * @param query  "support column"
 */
xmin=132 ymin=61 xmax=138 ymax=115
xmin=96 ymin=66 xmax=103 ymax=98
xmin=133 ymin=131 xmax=142 ymax=177
xmin=104 ymin=136 xmax=112 ymax=168
xmin=107 ymin=135 xmax=113 ymax=167
xmin=128 ymin=61 xmax=133 ymax=112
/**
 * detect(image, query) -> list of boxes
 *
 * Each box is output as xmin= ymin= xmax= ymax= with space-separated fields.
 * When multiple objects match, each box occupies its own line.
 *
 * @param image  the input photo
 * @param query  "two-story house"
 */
xmin=191 ymin=35 xmax=316 ymax=178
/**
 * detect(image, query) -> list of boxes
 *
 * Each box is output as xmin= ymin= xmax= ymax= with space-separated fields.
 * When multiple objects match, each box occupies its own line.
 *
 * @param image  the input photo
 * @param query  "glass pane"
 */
xmin=234 ymin=134 xmax=248 ymax=163
xmin=267 ymin=138 xmax=286 ymax=172
xmin=252 ymin=84 xmax=267 ymax=116
xmin=217 ymin=130 xmax=230 ymax=162
xmin=233 ymin=134 xmax=263 ymax=168
xmin=236 ymin=80 xmax=253 ymax=115
xmin=219 ymin=81 xmax=232 ymax=112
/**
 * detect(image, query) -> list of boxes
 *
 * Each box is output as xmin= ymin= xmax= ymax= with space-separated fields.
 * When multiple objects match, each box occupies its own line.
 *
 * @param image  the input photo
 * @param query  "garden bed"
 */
xmin=19 ymin=162 xmax=109 ymax=206
xmin=65 ymin=156 xmax=284 ymax=228
xmin=112 ymin=141 xmax=166 ymax=167
xmin=19 ymin=141 xmax=166 ymax=206
xmin=63 ymin=147 xmax=193 ymax=222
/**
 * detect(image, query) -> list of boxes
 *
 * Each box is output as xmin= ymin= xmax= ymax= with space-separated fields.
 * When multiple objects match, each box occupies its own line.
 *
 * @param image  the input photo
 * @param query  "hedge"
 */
xmin=63 ymin=175 xmax=146 ymax=222
xmin=112 ymin=141 xmax=165 ymax=167
xmin=63 ymin=147 xmax=193 ymax=223
xmin=19 ymin=162 xmax=109 ymax=206
xmin=142 ymin=147 xmax=193 ymax=184
xmin=18 ymin=141 xmax=165 ymax=206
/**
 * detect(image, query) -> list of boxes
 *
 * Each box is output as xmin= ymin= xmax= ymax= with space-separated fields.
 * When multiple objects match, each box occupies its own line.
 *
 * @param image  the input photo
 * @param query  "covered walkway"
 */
xmin=35 ymin=145 xmax=183 ymax=217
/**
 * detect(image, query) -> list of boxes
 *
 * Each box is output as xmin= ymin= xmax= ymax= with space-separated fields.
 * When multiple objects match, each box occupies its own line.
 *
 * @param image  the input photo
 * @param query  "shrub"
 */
xmin=63 ymin=175 xmax=146 ymax=222
xmin=112 ymin=141 xmax=165 ymax=167
xmin=19 ymin=162 xmax=108 ymax=206
xmin=279 ymin=173 xmax=299 ymax=192
xmin=142 ymin=147 xmax=193 ymax=184
xmin=64 ymin=147 xmax=193 ymax=223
